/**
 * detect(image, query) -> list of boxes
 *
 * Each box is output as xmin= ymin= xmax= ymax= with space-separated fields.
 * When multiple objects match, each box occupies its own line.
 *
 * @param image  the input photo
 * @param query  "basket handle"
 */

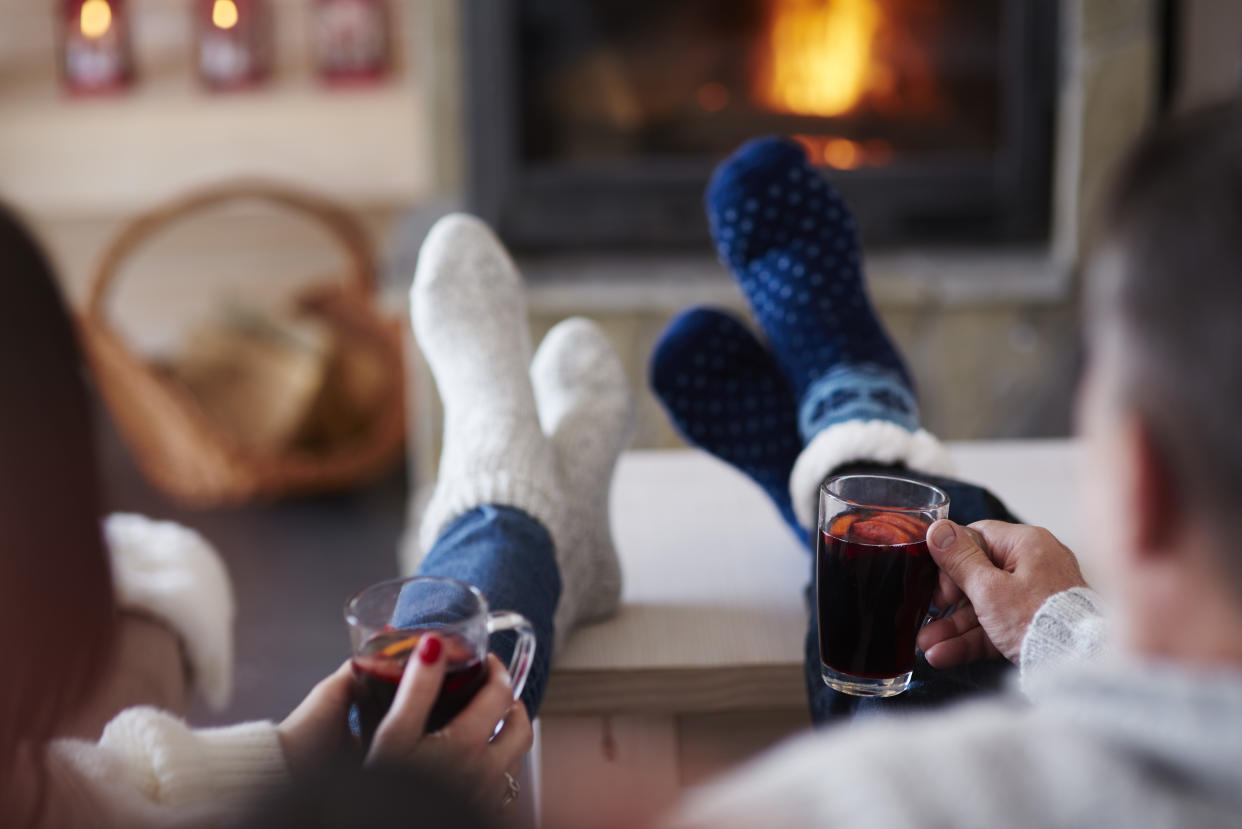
xmin=86 ymin=180 xmax=379 ymax=324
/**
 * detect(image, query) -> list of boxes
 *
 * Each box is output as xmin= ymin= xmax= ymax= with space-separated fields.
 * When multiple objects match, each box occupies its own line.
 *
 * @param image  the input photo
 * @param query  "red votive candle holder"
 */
xmin=60 ymin=0 xmax=134 ymax=95
xmin=313 ymin=0 xmax=390 ymax=86
xmin=196 ymin=0 xmax=272 ymax=91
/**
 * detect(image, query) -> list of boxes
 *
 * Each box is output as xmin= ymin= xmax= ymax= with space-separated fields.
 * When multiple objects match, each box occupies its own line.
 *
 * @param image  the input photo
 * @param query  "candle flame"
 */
xmin=212 ymin=0 xmax=240 ymax=30
xmin=80 ymin=0 xmax=113 ymax=40
xmin=754 ymin=0 xmax=881 ymax=117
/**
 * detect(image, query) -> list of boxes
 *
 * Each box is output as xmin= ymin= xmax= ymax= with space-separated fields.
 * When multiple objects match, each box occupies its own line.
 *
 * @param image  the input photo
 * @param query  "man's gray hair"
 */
xmin=1091 ymin=99 xmax=1242 ymax=582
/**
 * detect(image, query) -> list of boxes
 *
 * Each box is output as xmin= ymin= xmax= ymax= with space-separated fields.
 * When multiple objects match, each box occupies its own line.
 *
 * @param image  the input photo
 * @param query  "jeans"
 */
xmin=407 ymin=468 xmax=1019 ymax=725
xmin=406 ymin=505 xmax=561 ymax=717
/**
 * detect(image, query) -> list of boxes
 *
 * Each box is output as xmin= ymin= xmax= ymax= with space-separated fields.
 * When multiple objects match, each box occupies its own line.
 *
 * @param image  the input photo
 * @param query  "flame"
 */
xmin=80 ymin=0 xmax=113 ymax=39
xmin=755 ymin=0 xmax=882 ymax=117
xmin=822 ymin=138 xmax=861 ymax=169
xmin=793 ymin=134 xmax=893 ymax=169
xmin=212 ymin=0 xmax=240 ymax=30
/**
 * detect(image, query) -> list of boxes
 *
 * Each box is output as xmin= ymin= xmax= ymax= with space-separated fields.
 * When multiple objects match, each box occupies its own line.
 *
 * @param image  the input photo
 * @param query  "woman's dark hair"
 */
xmin=1092 ymin=98 xmax=1242 ymax=583
xmin=0 ymin=207 xmax=116 ymax=807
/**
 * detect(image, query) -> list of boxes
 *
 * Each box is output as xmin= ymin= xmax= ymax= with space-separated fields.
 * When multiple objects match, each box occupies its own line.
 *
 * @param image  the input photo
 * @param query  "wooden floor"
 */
xmin=95 ymin=401 xmax=409 ymax=726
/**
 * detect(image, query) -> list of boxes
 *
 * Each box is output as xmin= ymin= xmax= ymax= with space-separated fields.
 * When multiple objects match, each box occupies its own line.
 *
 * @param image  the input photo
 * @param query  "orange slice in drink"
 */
xmin=378 ymin=633 xmax=422 ymax=659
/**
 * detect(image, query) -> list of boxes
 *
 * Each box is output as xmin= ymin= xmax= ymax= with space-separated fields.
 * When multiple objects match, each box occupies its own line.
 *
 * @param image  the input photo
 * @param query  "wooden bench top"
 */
xmin=544 ymin=441 xmax=1083 ymax=715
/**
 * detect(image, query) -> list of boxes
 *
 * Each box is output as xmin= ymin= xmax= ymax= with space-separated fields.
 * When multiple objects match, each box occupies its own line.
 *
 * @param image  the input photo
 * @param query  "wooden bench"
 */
xmin=534 ymin=441 xmax=1084 ymax=827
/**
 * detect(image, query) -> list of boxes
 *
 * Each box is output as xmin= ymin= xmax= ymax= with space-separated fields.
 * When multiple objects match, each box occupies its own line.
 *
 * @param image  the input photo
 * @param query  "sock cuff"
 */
xmin=418 ymin=472 xmax=565 ymax=556
xmin=797 ymin=363 xmax=918 ymax=442
xmin=789 ymin=420 xmax=955 ymax=529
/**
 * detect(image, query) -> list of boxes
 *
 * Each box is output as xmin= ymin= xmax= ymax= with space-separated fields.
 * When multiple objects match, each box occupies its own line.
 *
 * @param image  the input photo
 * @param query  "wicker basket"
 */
xmin=77 ymin=181 xmax=407 ymax=506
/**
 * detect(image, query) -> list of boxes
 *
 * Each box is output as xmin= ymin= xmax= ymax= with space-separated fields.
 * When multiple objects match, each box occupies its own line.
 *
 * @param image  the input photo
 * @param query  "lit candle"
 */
xmin=60 ymin=0 xmax=133 ymax=95
xmin=197 ymin=0 xmax=272 ymax=90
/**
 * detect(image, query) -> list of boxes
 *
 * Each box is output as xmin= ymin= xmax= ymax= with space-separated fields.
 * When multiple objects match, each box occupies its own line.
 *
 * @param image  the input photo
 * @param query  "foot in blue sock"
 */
xmin=706 ymin=137 xmax=917 ymax=445
xmin=650 ymin=307 xmax=805 ymax=540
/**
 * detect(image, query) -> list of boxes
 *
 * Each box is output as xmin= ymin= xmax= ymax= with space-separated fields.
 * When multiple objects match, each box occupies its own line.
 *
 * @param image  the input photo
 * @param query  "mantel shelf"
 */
xmin=0 ymin=76 xmax=431 ymax=217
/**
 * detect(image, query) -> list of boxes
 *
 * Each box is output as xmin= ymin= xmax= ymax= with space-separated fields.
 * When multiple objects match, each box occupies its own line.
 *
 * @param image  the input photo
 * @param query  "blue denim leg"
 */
xmin=804 ymin=465 xmax=1020 ymax=725
xmin=404 ymin=505 xmax=561 ymax=717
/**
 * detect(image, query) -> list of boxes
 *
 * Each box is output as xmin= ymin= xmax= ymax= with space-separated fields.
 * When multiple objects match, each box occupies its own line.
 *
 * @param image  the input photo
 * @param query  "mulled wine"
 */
xmin=816 ymin=509 xmax=938 ymax=680
xmin=351 ymin=628 xmax=489 ymax=747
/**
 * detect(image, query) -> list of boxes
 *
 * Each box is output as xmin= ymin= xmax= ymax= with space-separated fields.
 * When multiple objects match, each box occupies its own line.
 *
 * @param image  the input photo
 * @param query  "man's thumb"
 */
xmin=926 ymin=520 xmax=997 ymax=596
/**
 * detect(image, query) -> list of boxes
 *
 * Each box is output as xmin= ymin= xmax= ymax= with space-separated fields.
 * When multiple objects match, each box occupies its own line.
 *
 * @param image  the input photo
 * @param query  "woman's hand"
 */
xmin=277 ymin=661 xmax=359 ymax=775
xmin=368 ymin=636 xmax=533 ymax=807
xmin=276 ymin=635 xmax=533 ymax=808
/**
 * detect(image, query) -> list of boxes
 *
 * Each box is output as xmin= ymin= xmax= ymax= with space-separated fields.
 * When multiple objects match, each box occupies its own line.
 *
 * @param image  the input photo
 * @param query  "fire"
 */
xmin=80 ymin=0 xmax=113 ymax=39
xmin=793 ymin=134 xmax=894 ymax=170
xmin=212 ymin=0 xmax=240 ymax=30
xmin=822 ymin=138 xmax=861 ymax=169
xmin=754 ymin=0 xmax=882 ymax=118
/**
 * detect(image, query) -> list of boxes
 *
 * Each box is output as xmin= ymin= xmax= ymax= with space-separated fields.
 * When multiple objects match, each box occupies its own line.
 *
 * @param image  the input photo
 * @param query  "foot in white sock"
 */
xmin=412 ymin=214 xmax=562 ymax=556
xmin=531 ymin=318 xmax=634 ymax=653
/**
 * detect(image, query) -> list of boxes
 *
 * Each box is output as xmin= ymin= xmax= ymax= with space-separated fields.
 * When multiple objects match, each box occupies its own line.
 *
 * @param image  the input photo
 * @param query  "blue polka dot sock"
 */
xmin=650 ymin=307 xmax=806 ymax=542
xmin=706 ymin=136 xmax=918 ymax=445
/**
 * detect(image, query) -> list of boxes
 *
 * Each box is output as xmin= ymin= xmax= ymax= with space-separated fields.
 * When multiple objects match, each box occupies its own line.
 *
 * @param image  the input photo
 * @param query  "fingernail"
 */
xmin=418 ymin=634 xmax=442 ymax=664
xmin=930 ymin=522 xmax=957 ymax=550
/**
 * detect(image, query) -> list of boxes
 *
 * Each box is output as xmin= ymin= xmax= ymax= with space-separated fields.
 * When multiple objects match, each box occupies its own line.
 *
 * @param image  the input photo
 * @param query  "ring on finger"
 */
xmin=501 ymin=771 xmax=520 ymax=808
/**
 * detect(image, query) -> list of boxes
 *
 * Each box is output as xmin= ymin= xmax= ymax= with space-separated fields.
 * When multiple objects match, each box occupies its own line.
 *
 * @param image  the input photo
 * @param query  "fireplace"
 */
xmin=465 ymin=0 xmax=1057 ymax=251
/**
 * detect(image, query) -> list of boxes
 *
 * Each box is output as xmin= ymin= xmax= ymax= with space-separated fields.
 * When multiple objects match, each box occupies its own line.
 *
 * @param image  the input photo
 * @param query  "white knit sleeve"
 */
xmin=104 ymin=514 xmax=235 ymax=710
xmin=88 ymin=707 xmax=289 ymax=812
xmin=1018 ymin=586 xmax=1109 ymax=697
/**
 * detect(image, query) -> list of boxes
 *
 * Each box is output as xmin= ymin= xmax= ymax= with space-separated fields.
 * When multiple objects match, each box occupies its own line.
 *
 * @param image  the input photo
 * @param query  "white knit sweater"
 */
xmin=47 ymin=711 xmax=287 ymax=827
xmin=670 ymin=587 xmax=1242 ymax=828
xmin=40 ymin=515 xmax=289 ymax=827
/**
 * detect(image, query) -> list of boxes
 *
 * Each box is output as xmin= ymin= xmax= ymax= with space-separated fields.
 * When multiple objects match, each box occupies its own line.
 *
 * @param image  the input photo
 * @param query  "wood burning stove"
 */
xmin=465 ymin=0 xmax=1057 ymax=251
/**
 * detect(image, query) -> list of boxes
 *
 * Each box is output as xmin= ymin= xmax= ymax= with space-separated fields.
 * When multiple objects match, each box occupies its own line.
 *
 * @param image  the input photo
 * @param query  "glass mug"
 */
xmin=345 ymin=576 xmax=535 ymax=748
xmin=816 ymin=474 xmax=950 ymax=697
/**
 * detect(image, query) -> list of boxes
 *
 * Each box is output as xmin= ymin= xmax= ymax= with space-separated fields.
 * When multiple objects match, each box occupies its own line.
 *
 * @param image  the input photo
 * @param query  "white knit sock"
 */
xmin=531 ymin=318 xmax=635 ymax=653
xmin=412 ymin=214 xmax=562 ymax=555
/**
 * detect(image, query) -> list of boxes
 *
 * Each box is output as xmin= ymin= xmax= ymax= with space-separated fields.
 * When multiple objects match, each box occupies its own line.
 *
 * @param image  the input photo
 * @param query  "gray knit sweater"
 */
xmin=670 ymin=588 xmax=1242 ymax=828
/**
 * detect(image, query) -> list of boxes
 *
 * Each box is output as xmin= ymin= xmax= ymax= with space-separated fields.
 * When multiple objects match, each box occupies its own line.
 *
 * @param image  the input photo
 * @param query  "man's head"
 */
xmin=1079 ymin=99 xmax=1242 ymax=657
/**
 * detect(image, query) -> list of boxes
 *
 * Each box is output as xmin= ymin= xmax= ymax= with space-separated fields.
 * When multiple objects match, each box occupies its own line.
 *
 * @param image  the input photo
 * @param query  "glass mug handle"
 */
xmin=486 ymin=611 xmax=536 ymax=704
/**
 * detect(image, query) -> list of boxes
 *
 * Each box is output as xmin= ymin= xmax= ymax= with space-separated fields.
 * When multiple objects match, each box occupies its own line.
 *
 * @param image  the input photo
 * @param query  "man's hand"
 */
xmin=918 ymin=520 xmax=1089 ymax=667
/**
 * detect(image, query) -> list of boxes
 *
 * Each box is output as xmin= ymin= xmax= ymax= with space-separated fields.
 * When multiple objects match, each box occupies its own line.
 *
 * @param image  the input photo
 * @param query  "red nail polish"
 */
xmin=418 ymin=634 xmax=442 ymax=664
